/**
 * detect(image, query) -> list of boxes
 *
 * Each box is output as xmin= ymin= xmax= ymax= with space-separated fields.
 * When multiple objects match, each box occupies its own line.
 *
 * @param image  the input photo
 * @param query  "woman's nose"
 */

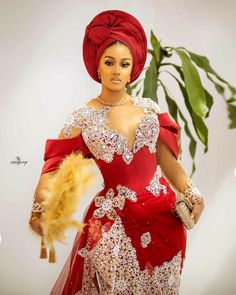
xmin=113 ymin=63 xmax=121 ymax=74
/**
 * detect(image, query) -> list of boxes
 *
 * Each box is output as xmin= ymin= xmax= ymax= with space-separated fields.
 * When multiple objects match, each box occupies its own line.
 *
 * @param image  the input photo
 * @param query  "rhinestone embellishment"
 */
xmin=76 ymin=216 xmax=183 ymax=294
xmin=63 ymin=97 xmax=161 ymax=165
xmin=140 ymin=232 xmax=152 ymax=248
xmin=146 ymin=165 xmax=167 ymax=196
xmin=93 ymin=185 xmax=137 ymax=220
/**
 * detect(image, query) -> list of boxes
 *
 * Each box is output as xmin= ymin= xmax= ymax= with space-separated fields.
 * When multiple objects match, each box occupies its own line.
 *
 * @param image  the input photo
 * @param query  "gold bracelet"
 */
xmin=31 ymin=193 xmax=44 ymax=213
xmin=184 ymin=178 xmax=203 ymax=204
xmin=28 ymin=194 xmax=45 ymax=225
xmin=31 ymin=202 xmax=44 ymax=213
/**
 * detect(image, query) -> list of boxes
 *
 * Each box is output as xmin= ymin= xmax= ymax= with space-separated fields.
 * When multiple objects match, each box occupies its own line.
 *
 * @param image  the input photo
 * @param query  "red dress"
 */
xmin=42 ymin=97 xmax=187 ymax=295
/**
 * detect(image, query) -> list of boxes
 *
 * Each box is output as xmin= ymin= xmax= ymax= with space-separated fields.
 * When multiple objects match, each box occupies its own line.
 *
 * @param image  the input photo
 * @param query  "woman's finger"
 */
xmin=191 ymin=200 xmax=205 ymax=224
xmin=31 ymin=219 xmax=43 ymax=236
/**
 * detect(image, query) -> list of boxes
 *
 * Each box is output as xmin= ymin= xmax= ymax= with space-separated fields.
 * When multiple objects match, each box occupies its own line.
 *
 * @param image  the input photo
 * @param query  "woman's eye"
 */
xmin=104 ymin=61 xmax=130 ymax=67
xmin=122 ymin=63 xmax=130 ymax=68
xmin=105 ymin=61 xmax=113 ymax=66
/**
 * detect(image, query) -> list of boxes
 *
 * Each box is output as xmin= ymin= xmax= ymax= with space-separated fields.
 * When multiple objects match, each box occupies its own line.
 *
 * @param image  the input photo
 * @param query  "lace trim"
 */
xmin=63 ymin=97 xmax=161 ymax=165
xmin=146 ymin=165 xmax=168 ymax=196
xmin=77 ymin=216 xmax=182 ymax=294
xmin=93 ymin=185 xmax=137 ymax=220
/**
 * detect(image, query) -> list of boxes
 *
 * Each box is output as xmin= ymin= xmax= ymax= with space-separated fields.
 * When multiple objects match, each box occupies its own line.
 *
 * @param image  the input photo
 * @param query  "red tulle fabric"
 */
xmin=44 ymin=112 xmax=187 ymax=294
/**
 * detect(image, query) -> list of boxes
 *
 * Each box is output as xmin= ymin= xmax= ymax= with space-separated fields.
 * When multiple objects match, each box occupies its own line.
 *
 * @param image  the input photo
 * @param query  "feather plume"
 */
xmin=40 ymin=151 xmax=97 ymax=261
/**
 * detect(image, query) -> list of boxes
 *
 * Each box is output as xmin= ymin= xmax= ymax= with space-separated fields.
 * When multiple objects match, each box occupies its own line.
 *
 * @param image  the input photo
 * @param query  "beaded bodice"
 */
xmin=63 ymin=96 xmax=161 ymax=165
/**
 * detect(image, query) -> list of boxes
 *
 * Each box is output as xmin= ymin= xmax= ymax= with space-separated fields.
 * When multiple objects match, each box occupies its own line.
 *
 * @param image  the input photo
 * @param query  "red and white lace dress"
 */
xmin=42 ymin=96 xmax=187 ymax=295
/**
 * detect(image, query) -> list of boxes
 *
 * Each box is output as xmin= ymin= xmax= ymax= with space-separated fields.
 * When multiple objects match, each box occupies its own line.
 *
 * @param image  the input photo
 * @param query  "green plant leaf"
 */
xmin=226 ymin=97 xmax=236 ymax=103
xmin=178 ymin=47 xmax=236 ymax=94
xmin=203 ymin=89 xmax=214 ymax=118
xmin=150 ymin=30 xmax=161 ymax=63
xmin=164 ymin=70 xmax=208 ymax=152
xmin=159 ymin=80 xmax=197 ymax=176
xmin=127 ymin=78 xmax=143 ymax=95
xmin=227 ymin=104 xmax=236 ymax=129
xmin=147 ymin=48 xmax=154 ymax=55
xmin=174 ymin=48 xmax=207 ymax=118
xmin=143 ymin=57 xmax=158 ymax=99
xmin=206 ymin=73 xmax=225 ymax=97
xmin=169 ymin=64 xmax=213 ymax=119
xmin=136 ymin=86 xmax=143 ymax=96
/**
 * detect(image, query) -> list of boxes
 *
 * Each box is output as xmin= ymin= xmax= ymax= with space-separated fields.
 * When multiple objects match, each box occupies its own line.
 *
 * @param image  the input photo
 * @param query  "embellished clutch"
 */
xmin=174 ymin=177 xmax=203 ymax=230
xmin=175 ymin=192 xmax=194 ymax=230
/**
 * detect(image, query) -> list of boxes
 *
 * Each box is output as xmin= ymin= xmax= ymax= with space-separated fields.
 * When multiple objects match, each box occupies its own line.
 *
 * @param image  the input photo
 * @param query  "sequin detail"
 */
xmin=63 ymin=97 xmax=161 ymax=165
xmin=77 ymin=247 xmax=88 ymax=258
xmin=131 ymin=96 xmax=161 ymax=114
xmin=146 ymin=165 xmax=167 ymax=196
xmin=76 ymin=216 xmax=182 ymax=295
xmin=141 ymin=232 xmax=152 ymax=248
xmin=63 ymin=106 xmax=110 ymax=138
xmin=82 ymin=111 xmax=159 ymax=165
xmin=93 ymin=185 xmax=137 ymax=220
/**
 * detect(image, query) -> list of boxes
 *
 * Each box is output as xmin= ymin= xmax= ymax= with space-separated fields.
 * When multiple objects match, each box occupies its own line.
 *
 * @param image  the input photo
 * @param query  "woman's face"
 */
xmin=98 ymin=42 xmax=133 ymax=90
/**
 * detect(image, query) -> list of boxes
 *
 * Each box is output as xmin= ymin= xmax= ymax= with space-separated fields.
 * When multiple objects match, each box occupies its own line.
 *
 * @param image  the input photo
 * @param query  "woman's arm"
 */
xmin=156 ymin=140 xmax=205 ymax=224
xmin=32 ymin=128 xmax=66 ymax=206
xmin=29 ymin=126 xmax=82 ymax=235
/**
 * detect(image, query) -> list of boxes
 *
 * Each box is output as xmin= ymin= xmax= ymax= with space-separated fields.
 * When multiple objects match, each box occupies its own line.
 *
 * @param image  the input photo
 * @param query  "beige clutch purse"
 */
xmin=175 ymin=192 xmax=194 ymax=230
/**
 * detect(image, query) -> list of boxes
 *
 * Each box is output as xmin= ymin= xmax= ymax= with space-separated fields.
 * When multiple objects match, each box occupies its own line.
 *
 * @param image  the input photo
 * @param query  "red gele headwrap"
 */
xmin=82 ymin=10 xmax=147 ymax=83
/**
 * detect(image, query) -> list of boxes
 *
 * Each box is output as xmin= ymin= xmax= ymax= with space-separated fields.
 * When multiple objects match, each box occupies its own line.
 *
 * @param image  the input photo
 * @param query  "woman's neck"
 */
xmin=98 ymin=88 xmax=127 ymax=104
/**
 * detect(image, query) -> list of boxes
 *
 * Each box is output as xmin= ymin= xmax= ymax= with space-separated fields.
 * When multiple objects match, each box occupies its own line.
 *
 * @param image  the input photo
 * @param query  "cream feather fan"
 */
xmin=40 ymin=151 xmax=97 ymax=262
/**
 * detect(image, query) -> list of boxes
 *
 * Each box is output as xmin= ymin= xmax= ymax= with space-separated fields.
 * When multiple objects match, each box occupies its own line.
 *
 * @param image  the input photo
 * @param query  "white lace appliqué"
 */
xmin=146 ymin=165 xmax=168 ymax=196
xmin=63 ymin=97 xmax=161 ymax=165
xmin=141 ymin=232 xmax=152 ymax=248
xmin=93 ymin=185 xmax=137 ymax=220
xmin=76 ymin=216 xmax=182 ymax=295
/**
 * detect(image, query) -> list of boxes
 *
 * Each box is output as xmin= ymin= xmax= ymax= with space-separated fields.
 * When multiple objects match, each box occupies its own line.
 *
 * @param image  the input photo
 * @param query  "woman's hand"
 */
xmin=29 ymin=213 xmax=43 ymax=237
xmin=191 ymin=198 xmax=205 ymax=224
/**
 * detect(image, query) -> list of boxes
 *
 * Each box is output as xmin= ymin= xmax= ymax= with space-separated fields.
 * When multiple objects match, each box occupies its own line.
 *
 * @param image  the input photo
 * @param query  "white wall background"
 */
xmin=0 ymin=0 xmax=235 ymax=294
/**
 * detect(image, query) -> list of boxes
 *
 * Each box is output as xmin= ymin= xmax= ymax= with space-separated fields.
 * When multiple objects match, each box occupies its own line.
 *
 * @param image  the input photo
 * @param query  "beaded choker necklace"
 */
xmin=96 ymin=93 xmax=129 ymax=106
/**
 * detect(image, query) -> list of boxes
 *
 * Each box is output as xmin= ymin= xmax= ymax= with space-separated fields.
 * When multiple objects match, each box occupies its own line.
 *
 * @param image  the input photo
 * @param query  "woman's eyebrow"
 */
xmin=104 ymin=56 xmax=131 ymax=60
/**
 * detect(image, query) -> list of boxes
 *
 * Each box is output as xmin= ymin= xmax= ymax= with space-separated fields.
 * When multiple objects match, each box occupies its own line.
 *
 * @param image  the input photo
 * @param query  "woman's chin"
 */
xmin=105 ymin=83 xmax=126 ymax=91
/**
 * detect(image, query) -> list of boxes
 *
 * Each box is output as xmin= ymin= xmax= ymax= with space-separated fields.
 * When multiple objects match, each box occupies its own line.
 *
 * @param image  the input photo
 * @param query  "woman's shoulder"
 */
xmin=134 ymin=96 xmax=161 ymax=114
xmin=60 ymin=97 xmax=100 ymax=139
xmin=135 ymin=97 xmax=179 ymax=127
xmin=58 ymin=99 xmax=93 ymax=139
xmin=84 ymin=97 xmax=104 ymax=109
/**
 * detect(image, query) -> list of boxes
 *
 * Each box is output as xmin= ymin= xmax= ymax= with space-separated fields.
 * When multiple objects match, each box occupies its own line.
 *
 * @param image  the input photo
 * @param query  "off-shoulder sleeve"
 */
xmin=157 ymin=112 xmax=180 ymax=160
xmin=41 ymin=134 xmax=91 ymax=175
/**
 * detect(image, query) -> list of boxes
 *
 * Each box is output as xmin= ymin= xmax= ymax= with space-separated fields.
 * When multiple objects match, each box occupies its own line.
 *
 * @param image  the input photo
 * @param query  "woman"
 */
xmin=29 ymin=10 xmax=204 ymax=294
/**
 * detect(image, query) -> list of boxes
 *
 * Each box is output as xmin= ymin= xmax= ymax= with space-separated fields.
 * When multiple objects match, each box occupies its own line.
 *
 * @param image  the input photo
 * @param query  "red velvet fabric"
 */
xmin=82 ymin=10 xmax=147 ymax=83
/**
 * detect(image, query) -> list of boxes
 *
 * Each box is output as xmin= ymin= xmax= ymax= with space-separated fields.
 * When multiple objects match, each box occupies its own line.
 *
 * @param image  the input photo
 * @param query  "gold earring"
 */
xmin=97 ymin=70 xmax=101 ymax=80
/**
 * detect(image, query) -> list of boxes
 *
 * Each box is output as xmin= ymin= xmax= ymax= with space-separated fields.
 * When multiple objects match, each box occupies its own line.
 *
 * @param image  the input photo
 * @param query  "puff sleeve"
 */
xmin=41 ymin=134 xmax=91 ymax=175
xmin=157 ymin=112 xmax=180 ymax=160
